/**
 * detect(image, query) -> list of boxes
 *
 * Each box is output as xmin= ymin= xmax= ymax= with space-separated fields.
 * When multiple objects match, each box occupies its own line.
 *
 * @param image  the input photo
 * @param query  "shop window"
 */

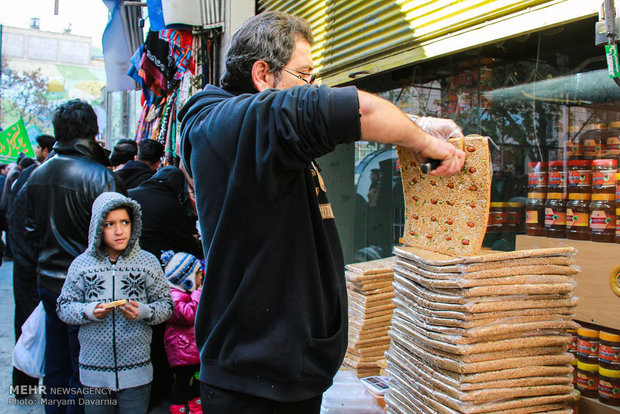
xmin=351 ymin=16 xmax=617 ymax=260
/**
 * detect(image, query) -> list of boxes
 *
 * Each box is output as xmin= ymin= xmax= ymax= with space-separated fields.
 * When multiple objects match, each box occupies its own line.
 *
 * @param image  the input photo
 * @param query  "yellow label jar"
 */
xmin=599 ymin=366 xmax=620 ymax=406
xmin=599 ymin=332 xmax=620 ymax=369
xmin=576 ymin=360 xmax=599 ymax=397
xmin=577 ymin=327 xmax=600 ymax=362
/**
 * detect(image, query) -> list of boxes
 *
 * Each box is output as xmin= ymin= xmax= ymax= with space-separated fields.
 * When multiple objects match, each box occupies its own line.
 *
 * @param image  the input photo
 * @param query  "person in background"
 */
xmin=34 ymin=134 xmax=56 ymax=163
xmin=0 ymin=163 xmax=8 ymax=260
xmin=57 ymin=192 xmax=173 ymax=413
xmin=9 ymin=144 xmax=50 ymax=398
xmin=116 ymin=139 xmax=164 ymax=189
xmin=161 ymin=250 xmax=203 ymax=414
xmin=25 ymin=99 xmax=126 ymax=414
xmin=128 ymin=166 xmax=202 ymax=259
xmin=178 ymin=11 xmax=464 ymax=414
xmin=109 ymin=138 xmax=138 ymax=171
xmin=1 ymin=156 xmax=36 ymax=261
xmin=128 ymin=166 xmax=202 ymax=410
xmin=0 ymin=164 xmax=8 ymax=191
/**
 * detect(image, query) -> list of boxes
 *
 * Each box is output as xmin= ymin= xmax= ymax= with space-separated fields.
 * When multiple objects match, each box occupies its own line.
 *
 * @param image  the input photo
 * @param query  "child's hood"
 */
xmin=88 ymin=192 xmax=142 ymax=259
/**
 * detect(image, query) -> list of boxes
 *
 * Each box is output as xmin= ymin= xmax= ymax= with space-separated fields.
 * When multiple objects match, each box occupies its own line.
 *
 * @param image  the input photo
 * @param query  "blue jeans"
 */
xmin=39 ymin=286 xmax=84 ymax=414
xmin=83 ymin=384 xmax=151 ymax=414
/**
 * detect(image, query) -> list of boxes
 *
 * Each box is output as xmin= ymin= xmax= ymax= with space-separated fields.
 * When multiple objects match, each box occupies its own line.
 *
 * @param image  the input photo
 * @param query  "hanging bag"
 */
xmin=12 ymin=302 xmax=46 ymax=378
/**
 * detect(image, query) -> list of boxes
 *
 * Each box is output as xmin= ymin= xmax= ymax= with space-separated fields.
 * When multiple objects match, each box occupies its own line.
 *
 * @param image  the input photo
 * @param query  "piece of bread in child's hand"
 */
xmin=101 ymin=299 xmax=128 ymax=309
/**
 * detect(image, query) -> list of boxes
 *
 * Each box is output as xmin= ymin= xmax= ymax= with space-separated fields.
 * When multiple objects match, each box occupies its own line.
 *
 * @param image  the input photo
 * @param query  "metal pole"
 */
xmin=605 ymin=0 xmax=617 ymax=44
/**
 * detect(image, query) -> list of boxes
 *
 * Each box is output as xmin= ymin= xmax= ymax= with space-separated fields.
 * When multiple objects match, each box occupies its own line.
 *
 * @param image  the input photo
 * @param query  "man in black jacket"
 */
xmin=25 ymin=100 xmax=125 ymax=413
xmin=179 ymin=11 xmax=464 ymax=414
xmin=116 ymin=138 xmax=164 ymax=189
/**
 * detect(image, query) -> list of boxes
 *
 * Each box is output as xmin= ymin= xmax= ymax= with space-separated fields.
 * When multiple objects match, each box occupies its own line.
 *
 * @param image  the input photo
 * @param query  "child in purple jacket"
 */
xmin=161 ymin=250 xmax=203 ymax=414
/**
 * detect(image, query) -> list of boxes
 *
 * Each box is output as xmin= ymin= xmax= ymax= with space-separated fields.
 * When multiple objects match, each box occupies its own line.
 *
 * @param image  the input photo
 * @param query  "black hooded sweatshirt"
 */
xmin=116 ymin=160 xmax=155 ymax=190
xmin=178 ymin=84 xmax=361 ymax=401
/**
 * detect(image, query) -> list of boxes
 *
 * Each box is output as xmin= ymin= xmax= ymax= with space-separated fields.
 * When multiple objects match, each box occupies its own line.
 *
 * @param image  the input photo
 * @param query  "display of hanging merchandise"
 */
xmin=385 ymin=245 xmax=580 ymax=414
xmin=344 ymin=256 xmax=396 ymax=378
xmin=397 ymin=134 xmax=492 ymax=257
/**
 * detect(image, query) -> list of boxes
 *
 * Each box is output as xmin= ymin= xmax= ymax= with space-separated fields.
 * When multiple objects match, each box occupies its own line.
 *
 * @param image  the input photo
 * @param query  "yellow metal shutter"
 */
xmin=258 ymin=0 xmax=598 ymax=86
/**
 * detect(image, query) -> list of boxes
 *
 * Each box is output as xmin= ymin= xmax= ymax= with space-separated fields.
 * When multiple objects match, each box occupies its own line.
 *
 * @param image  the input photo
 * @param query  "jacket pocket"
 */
xmin=301 ymin=290 xmax=347 ymax=380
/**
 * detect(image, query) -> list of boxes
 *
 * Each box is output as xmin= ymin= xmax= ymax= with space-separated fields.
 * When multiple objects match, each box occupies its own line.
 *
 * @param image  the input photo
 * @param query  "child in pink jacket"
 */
xmin=161 ymin=250 xmax=203 ymax=414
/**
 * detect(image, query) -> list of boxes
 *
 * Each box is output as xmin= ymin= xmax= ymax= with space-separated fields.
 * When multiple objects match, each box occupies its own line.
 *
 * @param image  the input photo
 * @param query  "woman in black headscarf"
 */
xmin=129 ymin=166 xmax=202 ymax=259
xmin=128 ymin=166 xmax=203 ymax=410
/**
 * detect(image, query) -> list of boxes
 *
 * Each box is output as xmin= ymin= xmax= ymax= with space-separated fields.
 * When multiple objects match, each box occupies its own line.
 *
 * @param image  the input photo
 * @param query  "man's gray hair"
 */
xmin=220 ymin=11 xmax=313 ymax=93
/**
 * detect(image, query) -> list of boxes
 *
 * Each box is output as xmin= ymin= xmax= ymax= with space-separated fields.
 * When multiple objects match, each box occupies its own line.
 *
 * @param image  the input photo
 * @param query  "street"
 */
xmin=0 ymin=260 xmax=168 ymax=413
xmin=0 ymin=260 xmax=42 ymax=413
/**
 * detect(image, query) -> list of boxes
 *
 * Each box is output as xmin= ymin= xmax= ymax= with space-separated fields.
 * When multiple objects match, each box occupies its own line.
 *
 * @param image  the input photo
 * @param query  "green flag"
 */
xmin=0 ymin=118 xmax=35 ymax=163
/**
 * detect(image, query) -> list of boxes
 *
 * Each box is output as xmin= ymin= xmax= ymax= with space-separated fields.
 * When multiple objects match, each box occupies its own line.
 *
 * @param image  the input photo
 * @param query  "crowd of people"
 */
xmin=6 ymin=11 xmax=465 ymax=414
xmin=3 ymin=99 xmax=204 ymax=414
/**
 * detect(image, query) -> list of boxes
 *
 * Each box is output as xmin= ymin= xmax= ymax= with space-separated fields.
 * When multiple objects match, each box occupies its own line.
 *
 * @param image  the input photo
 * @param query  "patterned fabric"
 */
xmin=159 ymin=29 xmax=194 ymax=80
xmin=56 ymin=192 xmax=173 ymax=391
xmin=134 ymin=103 xmax=149 ymax=142
xmin=161 ymin=250 xmax=201 ymax=292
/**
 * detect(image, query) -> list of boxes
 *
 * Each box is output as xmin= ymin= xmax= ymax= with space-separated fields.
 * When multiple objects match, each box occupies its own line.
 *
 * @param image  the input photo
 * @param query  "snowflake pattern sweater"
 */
xmin=57 ymin=192 xmax=173 ymax=390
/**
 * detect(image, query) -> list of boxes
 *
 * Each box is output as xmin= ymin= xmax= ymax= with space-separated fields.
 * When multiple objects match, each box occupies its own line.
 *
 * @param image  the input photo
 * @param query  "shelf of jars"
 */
xmin=478 ymin=122 xmax=620 ymax=410
xmin=517 ymin=132 xmax=620 ymax=330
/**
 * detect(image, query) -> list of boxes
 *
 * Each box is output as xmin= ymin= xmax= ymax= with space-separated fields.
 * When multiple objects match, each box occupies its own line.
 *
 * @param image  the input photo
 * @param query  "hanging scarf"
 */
xmin=159 ymin=29 xmax=194 ymax=80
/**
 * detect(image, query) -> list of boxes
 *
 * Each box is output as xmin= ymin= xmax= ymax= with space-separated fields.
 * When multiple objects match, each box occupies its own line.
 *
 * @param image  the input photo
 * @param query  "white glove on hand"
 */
xmin=410 ymin=115 xmax=464 ymax=141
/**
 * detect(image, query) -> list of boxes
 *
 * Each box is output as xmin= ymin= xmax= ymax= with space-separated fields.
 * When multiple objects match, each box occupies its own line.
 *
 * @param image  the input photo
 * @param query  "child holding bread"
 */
xmin=160 ymin=250 xmax=203 ymax=414
xmin=57 ymin=192 xmax=173 ymax=413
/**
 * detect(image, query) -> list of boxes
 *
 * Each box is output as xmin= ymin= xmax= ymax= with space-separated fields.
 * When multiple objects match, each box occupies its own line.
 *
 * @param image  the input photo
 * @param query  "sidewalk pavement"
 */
xmin=0 ymin=260 xmax=169 ymax=413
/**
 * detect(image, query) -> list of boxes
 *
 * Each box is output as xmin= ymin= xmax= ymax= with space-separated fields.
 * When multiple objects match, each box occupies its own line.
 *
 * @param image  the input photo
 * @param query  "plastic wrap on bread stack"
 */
xmin=383 ymin=135 xmax=580 ymax=414
xmin=344 ymin=256 xmax=395 ymax=378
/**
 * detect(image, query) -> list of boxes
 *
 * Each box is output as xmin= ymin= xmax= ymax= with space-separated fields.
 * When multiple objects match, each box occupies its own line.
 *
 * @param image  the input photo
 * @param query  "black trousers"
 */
xmin=148 ymin=322 xmax=173 ymax=409
xmin=200 ymin=382 xmax=322 ymax=414
xmin=171 ymin=364 xmax=200 ymax=405
xmin=12 ymin=259 xmax=39 ymax=395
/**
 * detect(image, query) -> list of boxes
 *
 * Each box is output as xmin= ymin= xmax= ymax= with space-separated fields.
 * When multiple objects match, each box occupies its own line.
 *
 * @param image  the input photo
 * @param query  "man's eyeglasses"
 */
xmin=282 ymin=67 xmax=317 ymax=84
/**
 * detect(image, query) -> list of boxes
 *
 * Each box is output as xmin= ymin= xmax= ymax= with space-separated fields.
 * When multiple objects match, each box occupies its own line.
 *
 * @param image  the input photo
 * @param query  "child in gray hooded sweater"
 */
xmin=57 ymin=192 xmax=173 ymax=413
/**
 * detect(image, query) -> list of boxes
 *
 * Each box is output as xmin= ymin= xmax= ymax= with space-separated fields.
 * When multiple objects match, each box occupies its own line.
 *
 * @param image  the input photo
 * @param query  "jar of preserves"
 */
xmin=545 ymin=193 xmax=566 ymax=238
xmin=599 ymin=332 xmax=620 ymax=369
xmin=507 ymin=202 xmax=525 ymax=233
xmin=568 ymin=328 xmax=579 ymax=354
xmin=576 ymin=360 xmax=599 ymax=397
xmin=578 ymin=327 xmax=600 ymax=363
xmin=527 ymin=162 xmax=548 ymax=193
xmin=572 ymin=358 xmax=578 ymax=386
xmin=488 ymin=202 xmax=507 ymax=233
xmin=590 ymin=193 xmax=616 ymax=243
xmin=566 ymin=125 xmax=584 ymax=160
xmin=525 ymin=193 xmax=546 ymax=236
xmin=547 ymin=161 xmax=567 ymax=194
xmin=583 ymin=123 xmax=607 ymax=160
xmin=599 ymin=367 xmax=620 ymax=406
xmin=568 ymin=160 xmax=592 ymax=191
xmin=607 ymin=121 xmax=620 ymax=161
xmin=566 ymin=193 xmax=591 ymax=240
xmin=592 ymin=159 xmax=617 ymax=194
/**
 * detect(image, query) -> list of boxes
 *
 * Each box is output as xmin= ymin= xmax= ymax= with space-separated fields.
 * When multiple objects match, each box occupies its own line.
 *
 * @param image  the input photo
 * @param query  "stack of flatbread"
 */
xmin=344 ymin=256 xmax=396 ymax=377
xmin=385 ymin=245 xmax=580 ymax=414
